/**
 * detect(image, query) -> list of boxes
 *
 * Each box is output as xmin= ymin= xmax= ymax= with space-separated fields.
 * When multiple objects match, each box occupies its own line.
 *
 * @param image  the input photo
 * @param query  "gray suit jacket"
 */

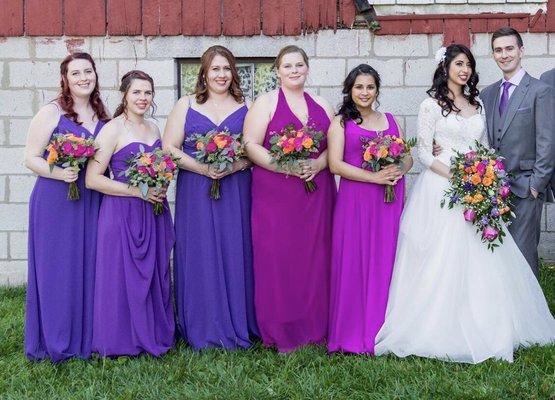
xmin=540 ymin=68 xmax=555 ymax=202
xmin=480 ymin=72 xmax=555 ymax=198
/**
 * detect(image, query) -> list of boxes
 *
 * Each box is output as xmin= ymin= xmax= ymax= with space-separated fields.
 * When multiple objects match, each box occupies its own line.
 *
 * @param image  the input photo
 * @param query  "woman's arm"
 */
xmin=416 ymin=100 xmax=451 ymax=179
xmin=24 ymin=104 xmax=79 ymax=182
xmin=85 ymin=123 xmax=163 ymax=203
xmin=327 ymin=116 xmax=401 ymax=185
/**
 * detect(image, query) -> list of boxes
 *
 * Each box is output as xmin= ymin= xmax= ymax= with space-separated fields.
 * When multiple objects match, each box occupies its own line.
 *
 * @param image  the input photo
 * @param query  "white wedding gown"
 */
xmin=374 ymin=98 xmax=555 ymax=363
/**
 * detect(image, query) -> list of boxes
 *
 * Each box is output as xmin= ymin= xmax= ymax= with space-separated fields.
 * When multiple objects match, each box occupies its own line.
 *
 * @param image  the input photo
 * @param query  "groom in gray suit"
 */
xmin=481 ymin=27 xmax=555 ymax=277
xmin=539 ymin=67 xmax=555 ymax=203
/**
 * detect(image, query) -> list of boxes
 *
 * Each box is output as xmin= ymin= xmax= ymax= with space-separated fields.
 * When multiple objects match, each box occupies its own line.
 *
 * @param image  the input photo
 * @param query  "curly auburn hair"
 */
xmin=426 ymin=44 xmax=481 ymax=117
xmin=57 ymin=52 xmax=110 ymax=123
xmin=194 ymin=46 xmax=244 ymax=104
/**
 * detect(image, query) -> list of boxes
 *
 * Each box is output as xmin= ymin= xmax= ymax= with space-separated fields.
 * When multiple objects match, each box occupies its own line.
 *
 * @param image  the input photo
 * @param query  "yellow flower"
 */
xmin=302 ymin=137 xmax=314 ymax=149
xmin=378 ymin=147 xmax=388 ymax=158
xmin=46 ymin=146 xmax=58 ymax=164
xmin=140 ymin=154 xmax=152 ymax=165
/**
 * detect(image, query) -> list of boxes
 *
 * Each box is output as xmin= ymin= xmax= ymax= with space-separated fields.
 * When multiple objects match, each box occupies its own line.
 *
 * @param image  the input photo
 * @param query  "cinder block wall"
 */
xmin=1 ymin=30 xmax=554 ymax=284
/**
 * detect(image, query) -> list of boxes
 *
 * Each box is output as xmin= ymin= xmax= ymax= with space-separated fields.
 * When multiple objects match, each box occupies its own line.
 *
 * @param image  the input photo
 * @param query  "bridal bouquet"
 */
xmin=441 ymin=141 xmax=515 ymax=251
xmin=121 ymin=146 xmax=178 ymax=215
xmin=46 ymin=132 xmax=98 ymax=200
xmin=361 ymin=134 xmax=416 ymax=202
xmin=269 ymin=124 xmax=324 ymax=193
xmin=188 ymin=129 xmax=244 ymax=200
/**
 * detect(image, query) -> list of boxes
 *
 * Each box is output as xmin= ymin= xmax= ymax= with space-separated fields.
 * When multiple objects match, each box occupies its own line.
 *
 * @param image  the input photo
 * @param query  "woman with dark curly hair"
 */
xmin=24 ymin=52 xmax=109 ymax=362
xmin=375 ymin=44 xmax=555 ymax=363
xmin=327 ymin=64 xmax=412 ymax=354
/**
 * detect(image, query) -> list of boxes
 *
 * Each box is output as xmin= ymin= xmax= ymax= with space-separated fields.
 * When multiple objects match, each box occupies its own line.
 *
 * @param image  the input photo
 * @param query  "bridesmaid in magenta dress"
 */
xmin=244 ymin=46 xmax=336 ymax=352
xmin=327 ymin=64 xmax=413 ymax=354
xmin=86 ymin=71 xmax=174 ymax=357
xmin=24 ymin=53 xmax=109 ymax=362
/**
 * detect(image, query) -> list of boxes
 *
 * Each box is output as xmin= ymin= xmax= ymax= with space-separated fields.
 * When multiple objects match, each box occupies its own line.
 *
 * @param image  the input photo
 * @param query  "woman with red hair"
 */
xmin=23 ymin=52 xmax=109 ymax=362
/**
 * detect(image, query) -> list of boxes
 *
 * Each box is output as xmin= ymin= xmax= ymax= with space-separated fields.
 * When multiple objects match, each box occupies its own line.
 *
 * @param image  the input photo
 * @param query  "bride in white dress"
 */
xmin=374 ymin=44 xmax=555 ymax=363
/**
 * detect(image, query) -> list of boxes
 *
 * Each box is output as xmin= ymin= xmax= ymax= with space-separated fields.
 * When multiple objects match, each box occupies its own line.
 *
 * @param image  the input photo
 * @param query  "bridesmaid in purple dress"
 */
xmin=244 ymin=46 xmax=336 ymax=352
xmin=86 ymin=71 xmax=174 ymax=357
xmin=24 ymin=53 xmax=110 ymax=361
xmin=164 ymin=46 xmax=258 ymax=350
xmin=327 ymin=64 xmax=412 ymax=354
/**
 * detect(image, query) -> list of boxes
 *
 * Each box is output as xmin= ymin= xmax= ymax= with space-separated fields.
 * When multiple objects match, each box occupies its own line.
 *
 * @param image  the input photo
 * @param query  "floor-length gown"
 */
xmin=92 ymin=139 xmax=175 ymax=357
xmin=173 ymin=105 xmax=259 ymax=350
xmin=251 ymin=89 xmax=336 ymax=352
xmin=375 ymin=98 xmax=555 ymax=363
xmin=25 ymin=115 xmax=104 ymax=362
xmin=328 ymin=114 xmax=404 ymax=354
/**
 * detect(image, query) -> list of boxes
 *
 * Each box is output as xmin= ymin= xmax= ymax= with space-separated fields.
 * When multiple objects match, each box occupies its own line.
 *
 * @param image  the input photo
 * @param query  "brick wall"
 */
xmin=0 ymin=31 xmax=554 ymax=284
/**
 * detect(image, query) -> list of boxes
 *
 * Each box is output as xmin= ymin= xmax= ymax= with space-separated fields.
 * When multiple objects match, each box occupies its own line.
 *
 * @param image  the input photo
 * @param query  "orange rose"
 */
xmin=46 ymin=146 xmax=58 ymax=164
xmin=463 ymin=195 xmax=473 ymax=203
xmin=378 ymin=147 xmax=388 ymax=158
xmin=140 ymin=154 xmax=152 ymax=165
xmin=482 ymin=176 xmax=493 ymax=186
xmin=302 ymin=137 xmax=314 ymax=149
xmin=472 ymin=193 xmax=484 ymax=203
xmin=196 ymin=142 xmax=205 ymax=150
xmin=363 ymin=149 xmax=372 ymax=162
xmin=470 ymin=174 xmax=481 ymax=185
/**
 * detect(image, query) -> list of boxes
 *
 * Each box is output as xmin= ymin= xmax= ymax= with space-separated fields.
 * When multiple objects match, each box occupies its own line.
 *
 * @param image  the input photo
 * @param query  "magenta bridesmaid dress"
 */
xmin=328 ymin=113 xmax=404 ymax=354
xmin=251 ymin=88 xmax=336 ymax=352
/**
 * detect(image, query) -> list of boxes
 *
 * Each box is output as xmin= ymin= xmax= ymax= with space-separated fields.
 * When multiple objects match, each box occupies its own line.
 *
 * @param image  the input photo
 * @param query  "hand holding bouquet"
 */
xmin=46 ymin=132 xmax=98 ymax=200
xmin=361 ymin=134 xmax=416 ymax=202
xmin=188 ymin=129 xmax=244 ymax=200
xmin=268 ymin=124 xmax=325 ymax=193
xmin=441 ymin=141 xmax=515 ymax=251
xmin=121 ymin=146 xmax=178 ymax=215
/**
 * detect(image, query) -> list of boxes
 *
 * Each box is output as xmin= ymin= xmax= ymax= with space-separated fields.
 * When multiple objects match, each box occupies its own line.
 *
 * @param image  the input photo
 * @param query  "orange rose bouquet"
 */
xmin=441 ymin=141 xmax=515 ymax=251
xmin=361 ymin=134 xmax=416 ymax=202
xmin=188 ymin=129 xmax=244 ymax=200
xmin=268 ymin=124 xmax=324 ymax=193
xmin=121 ymin=146 xmax=178 ymax=215
xmin=46 ymin=133 xmax=98 ymax=200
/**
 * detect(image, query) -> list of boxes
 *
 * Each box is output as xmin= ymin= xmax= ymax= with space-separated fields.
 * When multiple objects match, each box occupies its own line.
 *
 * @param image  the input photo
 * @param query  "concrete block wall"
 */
xmin=0 ymin=31 xmax=554 ymax=284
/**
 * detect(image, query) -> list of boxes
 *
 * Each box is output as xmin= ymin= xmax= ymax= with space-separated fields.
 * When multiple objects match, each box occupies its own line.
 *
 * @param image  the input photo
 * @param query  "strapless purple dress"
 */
xmin=92 ymin=139 xmax=175 ymax=357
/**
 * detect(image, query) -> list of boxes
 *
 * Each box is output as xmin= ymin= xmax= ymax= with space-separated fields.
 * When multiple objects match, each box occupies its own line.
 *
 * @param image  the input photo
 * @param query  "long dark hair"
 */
xmin=195 ymin=46 xmax=244 ymax=104
xmin=426 ymin=44 xmax=481 ymax=117
xmin=113 ymin=70 xmax=156 ymax=119
xmin=337 ymin=64 xmax=381 ymax=126
xmin=58 ymin=52 xmax=110 ymax=123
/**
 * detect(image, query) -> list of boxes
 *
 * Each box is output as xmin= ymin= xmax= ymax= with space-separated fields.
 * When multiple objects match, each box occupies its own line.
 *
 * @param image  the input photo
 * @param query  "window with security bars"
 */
xmin=178 ymin=59 xmax=278 ymax=100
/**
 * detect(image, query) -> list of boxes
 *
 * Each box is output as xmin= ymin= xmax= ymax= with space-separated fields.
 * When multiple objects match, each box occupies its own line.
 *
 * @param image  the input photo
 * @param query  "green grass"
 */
xmin=1 ymin=266 xmax=554 ymax=399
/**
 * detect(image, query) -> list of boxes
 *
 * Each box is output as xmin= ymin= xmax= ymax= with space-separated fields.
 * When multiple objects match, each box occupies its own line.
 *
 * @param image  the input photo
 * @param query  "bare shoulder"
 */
xmin=35 ymin=102 xmax=61 ymax=123
xmin=96 ymin=117 xmax=122 ymax=140
xmin=146 ymin=119 xmax=161 ymax=136
xmin=251 ymin=90 xmax=277 ymax=111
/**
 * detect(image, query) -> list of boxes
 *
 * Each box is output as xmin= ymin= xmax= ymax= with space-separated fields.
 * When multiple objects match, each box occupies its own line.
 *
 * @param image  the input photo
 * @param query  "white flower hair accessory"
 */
xmin=435 ymin=46 xmax=447 ymax=64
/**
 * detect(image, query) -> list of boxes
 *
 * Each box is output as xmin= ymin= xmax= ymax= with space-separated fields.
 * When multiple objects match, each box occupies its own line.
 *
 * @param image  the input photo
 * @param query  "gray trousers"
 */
xmin=508 ymin=195 xmax=544 ymax=278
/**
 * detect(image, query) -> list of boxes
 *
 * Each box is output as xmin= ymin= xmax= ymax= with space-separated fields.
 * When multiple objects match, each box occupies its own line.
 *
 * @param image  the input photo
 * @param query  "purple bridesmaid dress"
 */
xmin=251 ymin=89 xmax=336 ymax=352
xmin=25 ymin=115 xmax=104 ymax=362
xmin=92 ymin=139 xmax=175 ymax=357
xmin=174 ymin=105 xmax=259 ymax=350
xmin=328 ymin=114 xmax=404 ymax=354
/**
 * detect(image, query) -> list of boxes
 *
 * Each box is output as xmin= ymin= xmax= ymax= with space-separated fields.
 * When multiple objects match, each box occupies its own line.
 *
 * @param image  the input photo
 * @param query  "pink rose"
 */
xmin=74 ymin=144 xmax=86 ymax=156
xmin=495 ymin=160 xmax=505 ymax=171
xmin=84 ymin=147 xmax=95 ymax=157
xmin=463 ymin=209 xmax=476 ymax=222
xmin=476 ymin=162 xmax=486 ymax=176
xmin=138 ymin=166 xmax=149 ymax=175
xmin=206 ymin=141 xmax=217 ymax=153
xmin=228 ymin=150 xmax=235 ymax=158
xmin=294 ymin=138 xmax=303 ymax=151
xmin=499 ymin=186 xmax=510 ymax=198
xmin=389 ymin=142 xmax=402 ymax=157
xmin=147 ymin=166 xmax=157 ymax=177
xmin=465 ymin=151 xmax=477 ymax=161
xmin=368 ymin=144 xmax=378 ymax=157
xmin=166 ymin=159 xmax=176 ymax=170
xmin=62 ymin=141 xmax=74 ymax=155
xmin=482 ymin=226 xmax=499 ymax=242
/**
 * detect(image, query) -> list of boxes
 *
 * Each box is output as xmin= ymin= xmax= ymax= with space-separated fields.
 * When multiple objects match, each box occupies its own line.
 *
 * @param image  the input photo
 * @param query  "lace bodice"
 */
xmin=416 ymin=97 xmax=488 ymax=167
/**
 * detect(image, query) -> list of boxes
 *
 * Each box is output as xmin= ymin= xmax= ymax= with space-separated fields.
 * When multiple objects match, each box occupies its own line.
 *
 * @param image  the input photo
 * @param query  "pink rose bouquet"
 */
xmin=360 ymin=134 xmax=416 ymax=202
xmin=45 ymin=132 xmax=98 ymax=200
xmin=268 ymin=124 xmax=325 ymax=193
xmin=121 ymin=146 xmax=178 ymax=215
xmin=441 ymin=141 xmax=515 ymax=251
xmin=188 ymin=129 xmax=244 ymax=200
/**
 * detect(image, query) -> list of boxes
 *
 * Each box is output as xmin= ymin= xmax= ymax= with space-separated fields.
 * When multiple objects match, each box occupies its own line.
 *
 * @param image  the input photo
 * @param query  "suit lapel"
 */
xmin=500 ymin=73 xmax=530 ymax=139
xmin=485 ymin=81 xmax=500 ymax=145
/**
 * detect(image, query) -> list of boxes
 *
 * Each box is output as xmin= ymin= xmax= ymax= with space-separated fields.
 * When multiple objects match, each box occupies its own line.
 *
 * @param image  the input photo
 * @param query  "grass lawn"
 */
xmin=0 ymin=265 xmax=554 ymax=399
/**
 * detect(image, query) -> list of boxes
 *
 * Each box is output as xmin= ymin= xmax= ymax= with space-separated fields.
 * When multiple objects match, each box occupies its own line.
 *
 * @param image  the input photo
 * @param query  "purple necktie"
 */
xmin=498 ymin=81 xmax=512 ymax=116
